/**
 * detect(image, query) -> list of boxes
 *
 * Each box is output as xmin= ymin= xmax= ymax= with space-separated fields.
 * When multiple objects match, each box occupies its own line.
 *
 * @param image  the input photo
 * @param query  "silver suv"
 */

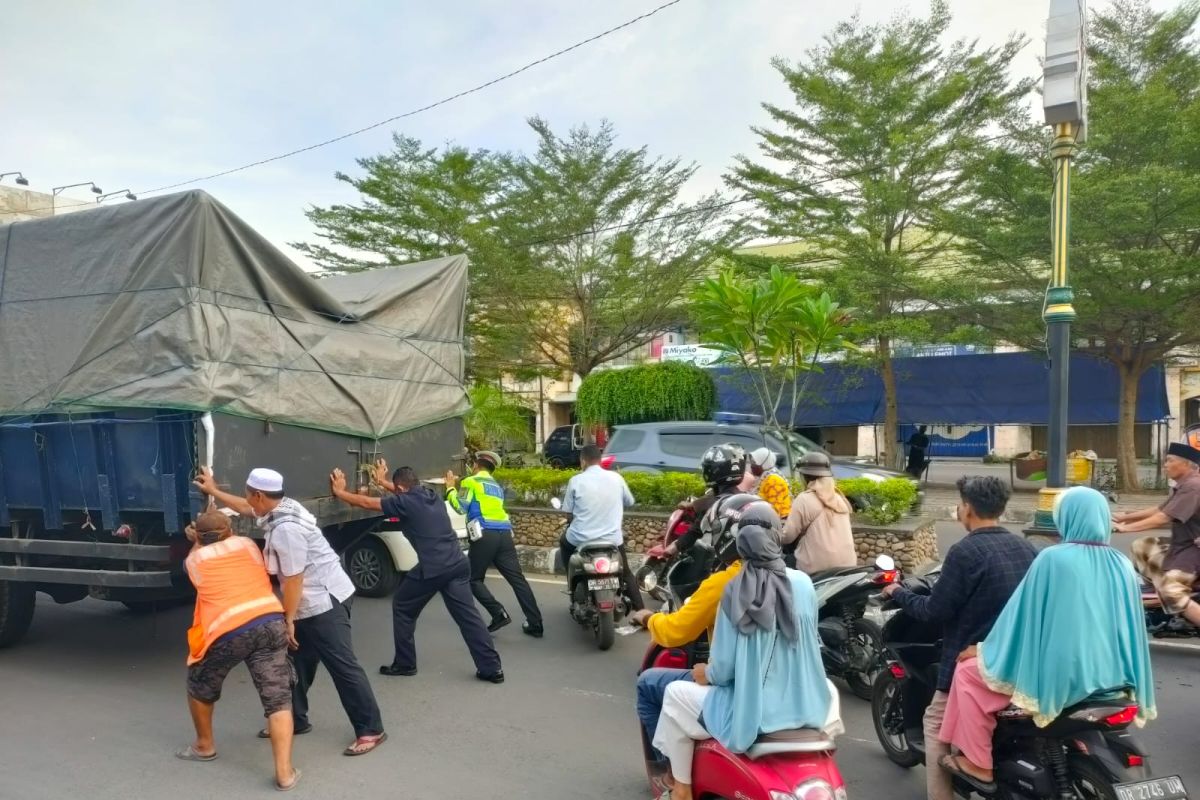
xmin=601 ymin=420 xmax=911 ymax=484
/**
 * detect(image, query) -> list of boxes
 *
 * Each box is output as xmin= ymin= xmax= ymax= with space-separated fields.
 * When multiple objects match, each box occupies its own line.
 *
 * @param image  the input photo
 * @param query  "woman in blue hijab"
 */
xmin=938 ymin=486 xmax=1156 ymax=789
xmin=652 ymin=516 xmax=839 ymax=800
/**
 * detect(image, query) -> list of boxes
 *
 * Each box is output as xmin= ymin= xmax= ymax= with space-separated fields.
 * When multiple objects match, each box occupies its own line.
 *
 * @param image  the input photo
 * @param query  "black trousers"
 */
xmin=558 ymin=533 xmax=645 ymax=612
xmin=468 ymin=531 xmax=542 ymax=627
xmin=391 ymin=558 xmax=502 ymax=675
xmin=291 ymin=596 xmax=384 ymax=737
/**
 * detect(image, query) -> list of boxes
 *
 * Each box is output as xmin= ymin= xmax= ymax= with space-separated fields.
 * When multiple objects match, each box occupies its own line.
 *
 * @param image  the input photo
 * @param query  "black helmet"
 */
xmin=703 ymin=492 xmax=781 ymax=566
xmin=700 ymin=443 xmax=748 ymax=490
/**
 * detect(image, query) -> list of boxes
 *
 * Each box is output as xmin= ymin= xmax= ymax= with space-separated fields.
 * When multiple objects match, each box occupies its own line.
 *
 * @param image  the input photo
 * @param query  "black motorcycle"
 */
xmin=550 ymin=498 xmax=635 ymax=651
xmin=871 ymin=576 xmax=1187 ymax=800
xmin=811 ymin=553 xmax=899 ymax=699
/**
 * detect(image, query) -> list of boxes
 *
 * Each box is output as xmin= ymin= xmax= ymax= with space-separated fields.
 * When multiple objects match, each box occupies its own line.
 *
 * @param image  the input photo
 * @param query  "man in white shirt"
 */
xmin=559 ymin=445 xmax=643 ymax=610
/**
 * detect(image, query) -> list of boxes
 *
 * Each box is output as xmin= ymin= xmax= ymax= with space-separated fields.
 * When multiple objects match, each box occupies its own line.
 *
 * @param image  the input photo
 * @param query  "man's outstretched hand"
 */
xmin=330 ymin=467 xmax=348 ymax=495
xmin=629 ymin=609 xmax=654 ymax=628
xmin=372 ymin=458 xmax=389 ymax=487
xmin=193 ymin=466 xmax=218 ymax=496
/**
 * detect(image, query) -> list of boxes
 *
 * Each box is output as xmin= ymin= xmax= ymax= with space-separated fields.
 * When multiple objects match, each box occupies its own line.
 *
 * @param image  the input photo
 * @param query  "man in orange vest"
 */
xmin=175 ymin=510 xmax=300 ymax=792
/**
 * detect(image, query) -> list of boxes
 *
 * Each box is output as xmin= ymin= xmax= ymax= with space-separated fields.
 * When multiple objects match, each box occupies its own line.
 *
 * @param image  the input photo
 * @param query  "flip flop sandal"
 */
xmin=276 ymin=768 xmax=302 ymax=792
xmin=343 ymin=731 xmax=388 ymax=757
xmin=940 ymin=754 xmax=996 ymax=793
xmin=175 ymin=745 xmax=217 ymax=762
xmin=258 ymin=724 xmax=313 ymax=739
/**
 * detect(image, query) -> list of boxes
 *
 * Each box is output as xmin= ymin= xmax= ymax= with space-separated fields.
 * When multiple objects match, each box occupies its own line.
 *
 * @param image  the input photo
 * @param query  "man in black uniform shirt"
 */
xmin=330 ymin=463 xmax=504 ymax=683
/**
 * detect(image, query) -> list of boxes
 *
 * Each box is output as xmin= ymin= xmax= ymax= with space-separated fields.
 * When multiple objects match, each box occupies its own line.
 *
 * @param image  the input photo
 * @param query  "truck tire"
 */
xmin=345 ymin=537 xmax=398 ymax=598
xmin=0 ymin=581 xmax=36 ymax=649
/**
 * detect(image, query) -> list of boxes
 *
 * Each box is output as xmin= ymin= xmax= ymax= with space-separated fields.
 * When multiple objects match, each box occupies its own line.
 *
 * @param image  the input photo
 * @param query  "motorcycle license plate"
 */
xmin=587 ymin=577 xmax=621 ymax=590
xmin=1115 ymin=776 xmax=1188 ymax=800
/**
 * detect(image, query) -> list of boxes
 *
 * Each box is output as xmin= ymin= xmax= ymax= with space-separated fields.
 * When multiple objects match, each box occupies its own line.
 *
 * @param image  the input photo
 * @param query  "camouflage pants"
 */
xmin=187 ymin=617 xmax=294 ymax=716
xmin=1132 ymin=536 xmax=1198 ymax=615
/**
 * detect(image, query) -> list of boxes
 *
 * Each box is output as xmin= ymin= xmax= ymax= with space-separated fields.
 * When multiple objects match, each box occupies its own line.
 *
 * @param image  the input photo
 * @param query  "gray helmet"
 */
xmin=797 ymin=451 xmax=833 ymax=478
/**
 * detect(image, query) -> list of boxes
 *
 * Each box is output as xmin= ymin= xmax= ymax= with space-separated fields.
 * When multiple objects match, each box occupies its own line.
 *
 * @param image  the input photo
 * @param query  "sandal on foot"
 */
xmin=258 ymin=723 xmax=312 ymax=739
xmin=940 ymin=754 xmax=996 ymax=793
xmin=276 ymin=768 xmax=302 ymax=792
xmin=343 ymin=731 xmax=388 ymax=756
xmin=175 ymin=745 xmax=217 ymax=762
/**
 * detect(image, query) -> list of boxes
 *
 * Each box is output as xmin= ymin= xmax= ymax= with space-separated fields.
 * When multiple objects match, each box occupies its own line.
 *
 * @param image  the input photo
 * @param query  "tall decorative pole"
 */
xmin=1032 ymin=0 xmax=1088 ymax=534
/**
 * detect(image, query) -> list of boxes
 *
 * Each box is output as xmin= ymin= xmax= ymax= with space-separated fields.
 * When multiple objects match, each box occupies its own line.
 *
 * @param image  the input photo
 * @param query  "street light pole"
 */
xmin=1033 ymin=0 xmax=1088 ymax=533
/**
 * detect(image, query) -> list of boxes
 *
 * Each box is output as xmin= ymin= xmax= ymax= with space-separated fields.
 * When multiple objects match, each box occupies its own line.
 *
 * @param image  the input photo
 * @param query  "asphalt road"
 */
xmin=0 ymin=573 xmax=1196 ymax=800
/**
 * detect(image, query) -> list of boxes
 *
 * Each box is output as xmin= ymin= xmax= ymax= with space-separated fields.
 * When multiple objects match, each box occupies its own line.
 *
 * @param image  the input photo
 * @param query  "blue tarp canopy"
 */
xmin=713 ymin=352 xmax=1169 ymax=426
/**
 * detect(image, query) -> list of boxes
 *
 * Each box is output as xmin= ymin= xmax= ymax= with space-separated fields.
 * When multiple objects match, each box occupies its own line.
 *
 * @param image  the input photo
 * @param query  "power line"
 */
xmin=0 ymin=0 xmax=685 ymax=219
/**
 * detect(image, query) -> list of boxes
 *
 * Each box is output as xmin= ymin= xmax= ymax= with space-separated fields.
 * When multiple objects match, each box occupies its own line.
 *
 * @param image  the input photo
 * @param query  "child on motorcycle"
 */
xmin=652 ymin=515 xmax=840 ymax=800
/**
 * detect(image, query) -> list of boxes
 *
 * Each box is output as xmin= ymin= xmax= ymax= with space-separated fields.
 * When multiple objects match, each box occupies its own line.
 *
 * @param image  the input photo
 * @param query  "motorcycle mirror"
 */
xmin=550 ymin=497 xmax=562 ymax=510
xmin=875 ymin=554 xmax=896 ymax=572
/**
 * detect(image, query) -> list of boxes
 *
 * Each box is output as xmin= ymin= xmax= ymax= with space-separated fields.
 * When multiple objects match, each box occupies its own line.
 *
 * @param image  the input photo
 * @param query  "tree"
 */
xmin=945 ymin=0 xmax=1200 ymax=487
xmin=296 ymin=119 xmax=740 ymax=382
xmin=691 ymin=265 xmax=854 ymax=468
xmin=726 ymin=1 xmax=1031 ymax=467
xmin=464 ymin=383 xmax=533 ymax=453
xmin=480 ymin=118 xmax=741 ymax=378
xmin=575 ymin=362 xmax=716 ymax=427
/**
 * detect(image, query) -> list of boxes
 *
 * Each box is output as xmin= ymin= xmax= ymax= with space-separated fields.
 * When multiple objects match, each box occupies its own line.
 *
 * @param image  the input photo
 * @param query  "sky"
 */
xmin=1 ymin=0 xmax=1170 ymax=271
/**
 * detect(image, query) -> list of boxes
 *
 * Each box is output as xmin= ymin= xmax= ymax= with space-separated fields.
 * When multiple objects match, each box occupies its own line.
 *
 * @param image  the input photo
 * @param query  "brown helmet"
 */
xmin=797 ymin=451 xmax=833 ymax=478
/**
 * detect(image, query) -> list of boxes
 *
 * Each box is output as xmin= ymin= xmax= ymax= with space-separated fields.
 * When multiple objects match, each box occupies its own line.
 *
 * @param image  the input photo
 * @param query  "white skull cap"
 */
xmin=246 ymin=468 xmax=284 ymax=493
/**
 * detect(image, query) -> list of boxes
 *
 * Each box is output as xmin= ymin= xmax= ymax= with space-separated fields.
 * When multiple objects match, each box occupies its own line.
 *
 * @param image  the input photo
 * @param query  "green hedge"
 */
xmin=575 ymin=361 xmax=716 ymax=426
xmin=494 ymin=467 xmax=918 ymax=524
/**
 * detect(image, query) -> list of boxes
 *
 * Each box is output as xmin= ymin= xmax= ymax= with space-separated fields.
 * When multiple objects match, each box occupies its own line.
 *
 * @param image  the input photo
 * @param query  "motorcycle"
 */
xmin=1143 ymin=579 xmax=1200 ymax=640
xmin=811 ymin=553 xmax=899 ymax=699
xmin=634 ymin=500 xmax=696 ymax=611
xmin=871 ymin=575 xmax=1187 ymax=800
xmin=550 ymin=497 xmax=633 ymax=651
xmin=636 ymin=546 xmax=847 ymax=800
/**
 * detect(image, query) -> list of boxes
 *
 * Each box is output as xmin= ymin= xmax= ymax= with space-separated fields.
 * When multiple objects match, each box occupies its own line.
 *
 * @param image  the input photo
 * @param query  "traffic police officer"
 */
xmin=330 ymin=463 xmax=504 ymax=683
xmin=446 ymin=450 xmax=544 ymax=637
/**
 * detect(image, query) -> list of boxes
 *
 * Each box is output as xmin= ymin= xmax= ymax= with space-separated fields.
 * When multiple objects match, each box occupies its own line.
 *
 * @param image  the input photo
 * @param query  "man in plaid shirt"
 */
xmin=883 ymin=476 xmax=1036 ymax=800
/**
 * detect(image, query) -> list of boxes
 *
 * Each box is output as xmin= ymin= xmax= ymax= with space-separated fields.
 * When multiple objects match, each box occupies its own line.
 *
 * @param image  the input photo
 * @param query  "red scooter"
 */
xmin=637 ymin=553 xmax=847 ymax=800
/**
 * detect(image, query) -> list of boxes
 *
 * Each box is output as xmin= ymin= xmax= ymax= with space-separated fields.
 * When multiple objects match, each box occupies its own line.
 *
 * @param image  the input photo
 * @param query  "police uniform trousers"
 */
xmin=468 ymin=529 xmax=543 ymax=627
xmin=391 ymin=558 xmax=502 ymax=675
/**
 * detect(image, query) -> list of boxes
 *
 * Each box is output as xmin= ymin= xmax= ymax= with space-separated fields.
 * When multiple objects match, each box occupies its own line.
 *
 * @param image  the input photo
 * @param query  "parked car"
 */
xmin=542 ymin=423 xmax=610 ymax=469
xmin=342 ymin=490 xmax=470 ymax=598
xmin=601 ymin=418 xmax=912 ymax=484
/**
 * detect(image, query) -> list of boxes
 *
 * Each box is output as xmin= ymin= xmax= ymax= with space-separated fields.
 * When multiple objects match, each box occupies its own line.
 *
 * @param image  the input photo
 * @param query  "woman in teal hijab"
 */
xmin=939 ymin=486 xmax=1155 ymax=789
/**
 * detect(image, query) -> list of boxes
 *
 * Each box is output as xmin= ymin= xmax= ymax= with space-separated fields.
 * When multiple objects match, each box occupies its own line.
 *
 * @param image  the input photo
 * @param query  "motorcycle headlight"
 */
xmin=640 ymin=570 xmax=658 ymax=591
xmin=778 ymin=780 xmax=844 ymax=800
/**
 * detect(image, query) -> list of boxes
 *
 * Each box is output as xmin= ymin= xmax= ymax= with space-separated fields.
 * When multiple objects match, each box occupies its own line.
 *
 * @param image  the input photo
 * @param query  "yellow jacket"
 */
xmin=646 ymin=561 xmax=743 ymax=647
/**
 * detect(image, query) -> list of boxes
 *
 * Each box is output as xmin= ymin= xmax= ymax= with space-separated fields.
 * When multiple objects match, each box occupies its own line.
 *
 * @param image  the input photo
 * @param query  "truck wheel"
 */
xmin=345 ymin=538 xmax=398 ymax=598
xmin=0 ymin=581 xmax=36 ymax=649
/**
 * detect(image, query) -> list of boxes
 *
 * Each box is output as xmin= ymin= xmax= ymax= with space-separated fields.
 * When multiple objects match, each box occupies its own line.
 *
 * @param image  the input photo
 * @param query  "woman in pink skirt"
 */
xmin=938 ymin=487 xmax=1155 ymax=791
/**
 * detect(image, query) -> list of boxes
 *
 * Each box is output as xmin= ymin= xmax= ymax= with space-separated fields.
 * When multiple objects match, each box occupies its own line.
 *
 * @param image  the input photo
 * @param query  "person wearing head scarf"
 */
xmin=783 ymin=452 xmax=857 ymax=572
xmin=937 ymin=487 xmax=1156 ymax=791
xmin=651 ymin=514 xmax=840 ymax=800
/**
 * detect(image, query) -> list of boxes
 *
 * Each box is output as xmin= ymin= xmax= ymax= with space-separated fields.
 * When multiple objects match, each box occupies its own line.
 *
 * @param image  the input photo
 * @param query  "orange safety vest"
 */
xmin=184 ymin=536 xmax=283 ymax=665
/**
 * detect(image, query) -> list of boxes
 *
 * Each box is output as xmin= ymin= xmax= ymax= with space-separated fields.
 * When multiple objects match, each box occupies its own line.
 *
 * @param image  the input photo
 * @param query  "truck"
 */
xmin=0 ymin=191 xmax=470 ymax=647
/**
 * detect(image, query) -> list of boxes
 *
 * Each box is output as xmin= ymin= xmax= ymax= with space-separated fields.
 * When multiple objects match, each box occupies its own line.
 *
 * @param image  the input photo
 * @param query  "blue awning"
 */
xmin=713 ymin=351 xmax=1169 ymax=426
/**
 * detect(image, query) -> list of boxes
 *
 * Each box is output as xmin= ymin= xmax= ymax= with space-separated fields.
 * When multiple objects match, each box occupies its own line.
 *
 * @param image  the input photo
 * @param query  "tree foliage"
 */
xmin=575 ymin=361 xmax=716 ymax=427
xmin=691 ymin=265 xmax=854 ymax=449
xmin=727 ymin=0 xmax=1031 ymax=467
xmin=297 ymin=119 xmax=741 ymax=381
xmin=464 ymin=383 xmax=533 ymax=453
xmin=945 ymin=0 xmax=1200 ymax=487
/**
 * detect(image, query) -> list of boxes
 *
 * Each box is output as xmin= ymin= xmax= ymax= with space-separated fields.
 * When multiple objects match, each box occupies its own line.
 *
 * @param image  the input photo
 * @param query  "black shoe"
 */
xmin=476 ymin=670 xmax=505 ymax=684
xmin=522 ymin=623 xmax=544 ymax=639
xmin=379 ymin=664 xmax=417 ymax=677
xmin=488 ymin=613 xmax=512 ymax=633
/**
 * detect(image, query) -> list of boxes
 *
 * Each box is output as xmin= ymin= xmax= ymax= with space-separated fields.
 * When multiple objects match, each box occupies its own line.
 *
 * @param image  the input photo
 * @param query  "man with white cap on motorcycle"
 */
xmin=194 ymin=466 xmax=387 ymax=757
